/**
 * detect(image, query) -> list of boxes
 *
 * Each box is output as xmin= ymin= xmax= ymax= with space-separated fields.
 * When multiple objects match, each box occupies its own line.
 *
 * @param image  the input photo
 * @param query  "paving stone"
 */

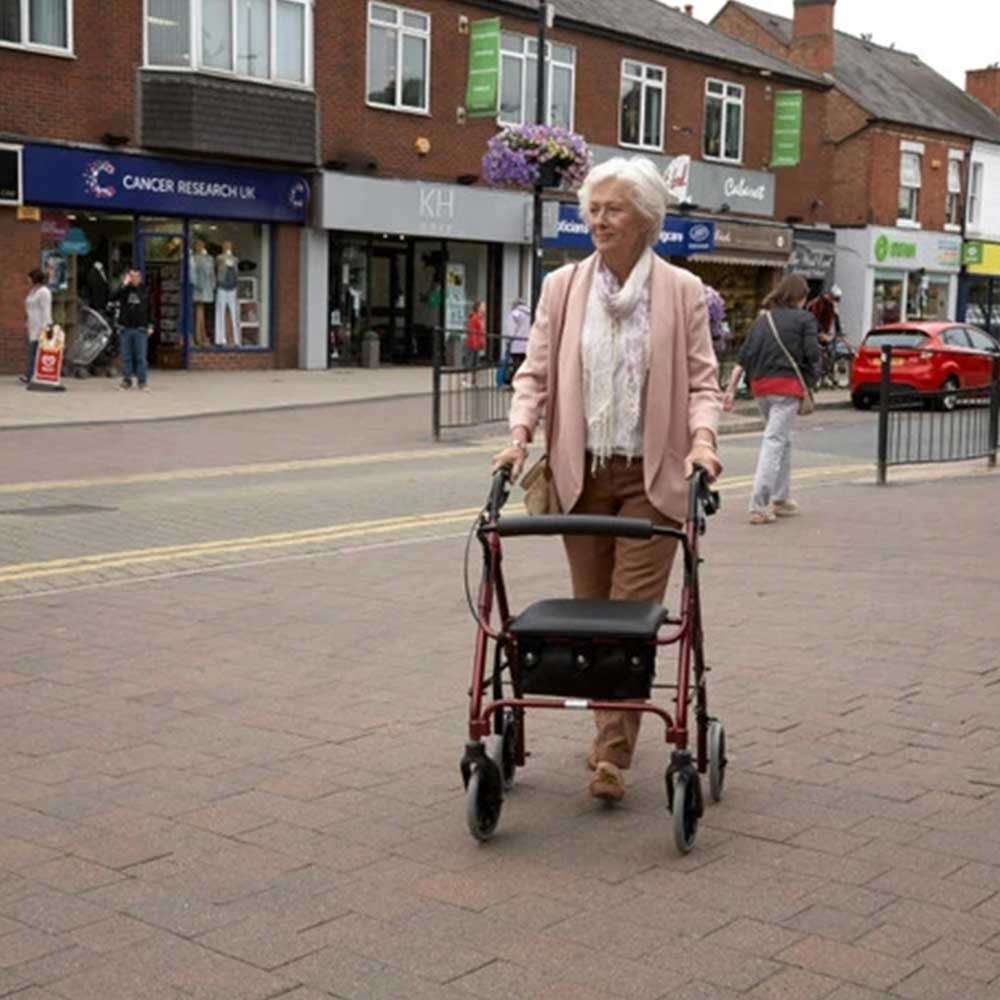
xmin=745 ymin=967 xmax=841 ymax=1000
xmin=782 ymin=905 xmax=878 ymax=943
xmin=851 ymin=923 xmax=939 ymax=959
xmin=775 ymin=936 xmax=917 ymax=991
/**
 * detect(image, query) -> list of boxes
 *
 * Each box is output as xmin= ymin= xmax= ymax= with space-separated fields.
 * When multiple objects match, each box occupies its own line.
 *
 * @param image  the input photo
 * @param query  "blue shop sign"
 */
xmin=546 ymin=203 xmax=714 ymax=256
xmin=23 ymin=144 xmax=310 ymax=224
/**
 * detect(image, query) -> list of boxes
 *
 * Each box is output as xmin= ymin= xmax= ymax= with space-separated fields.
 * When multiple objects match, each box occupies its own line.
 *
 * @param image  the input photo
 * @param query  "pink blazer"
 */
xmin=509 ymin=253 xmax=723 ymax=523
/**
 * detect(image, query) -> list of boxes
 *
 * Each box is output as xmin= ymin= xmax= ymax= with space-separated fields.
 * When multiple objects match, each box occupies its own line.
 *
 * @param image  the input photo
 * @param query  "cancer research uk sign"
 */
xmin=23 ymin=144 xmax=309 ymax=223
xmin=546 ymin=204 xmax=715 ymax=257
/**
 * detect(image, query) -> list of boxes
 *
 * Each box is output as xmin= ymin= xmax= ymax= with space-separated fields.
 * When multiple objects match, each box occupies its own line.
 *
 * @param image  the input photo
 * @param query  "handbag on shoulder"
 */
xmin=764 ymin=310 xmax=815 ymax=416
xmin=520 ymin=264 xmax=579 ymax=514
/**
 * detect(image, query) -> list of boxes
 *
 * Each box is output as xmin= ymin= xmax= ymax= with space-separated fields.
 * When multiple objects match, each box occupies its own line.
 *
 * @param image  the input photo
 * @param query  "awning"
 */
xmin=688 ymin=253 xmax=787 ymax=268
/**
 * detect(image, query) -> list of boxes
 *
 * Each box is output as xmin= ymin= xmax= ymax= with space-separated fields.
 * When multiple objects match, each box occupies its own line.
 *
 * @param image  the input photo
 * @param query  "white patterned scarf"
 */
xmin=582 ymin=249 xmax=654 ymax=471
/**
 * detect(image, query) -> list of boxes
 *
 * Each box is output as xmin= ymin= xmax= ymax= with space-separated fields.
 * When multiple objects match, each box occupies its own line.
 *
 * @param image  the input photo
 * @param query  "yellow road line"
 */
xmin=0 ymin=462 xmax=875 ymax=585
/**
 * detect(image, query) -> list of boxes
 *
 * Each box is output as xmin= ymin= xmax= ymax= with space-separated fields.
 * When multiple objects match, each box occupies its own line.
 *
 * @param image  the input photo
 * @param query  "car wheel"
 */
xmin=851 ymin=392 xmax=873 ymax=411
xmin=938 ymin=376 xmax=960 ymax=412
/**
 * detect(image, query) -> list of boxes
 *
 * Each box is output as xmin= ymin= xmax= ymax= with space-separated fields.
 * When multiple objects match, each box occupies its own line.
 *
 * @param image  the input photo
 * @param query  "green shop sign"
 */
xmin=963 ymin=241 xmax=984 ymax=265
xmin=464 ymin=18 xmax=501 ymax=117
xmin=874 ymin=233 xmax=917 ymax=263
xmin=770 ymin=91 xmax=803 ymax=168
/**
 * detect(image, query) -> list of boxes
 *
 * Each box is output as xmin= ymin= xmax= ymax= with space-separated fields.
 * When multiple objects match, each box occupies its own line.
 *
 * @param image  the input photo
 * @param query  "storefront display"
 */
xmin=319 ymin=173 xmax=528 ymax=366
xmin=834 ymin=227 xmax=961 ymax=341
xmin=20 ymin=144 xmax=307 ymax=369
xmin=961 ymin=241 xmax=1000 ymax=338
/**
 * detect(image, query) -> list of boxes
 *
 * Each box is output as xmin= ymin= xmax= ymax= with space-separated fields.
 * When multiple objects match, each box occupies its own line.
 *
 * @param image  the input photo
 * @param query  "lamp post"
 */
xmin=530 ymin=2 xmax=550 ymax=319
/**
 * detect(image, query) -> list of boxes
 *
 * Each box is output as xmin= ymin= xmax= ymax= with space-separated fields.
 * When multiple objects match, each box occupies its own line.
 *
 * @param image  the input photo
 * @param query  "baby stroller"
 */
xmin=65 ymin=305 xmax=118 ymax=379
xmin=461 ymin=465 xmax=726 ymax=854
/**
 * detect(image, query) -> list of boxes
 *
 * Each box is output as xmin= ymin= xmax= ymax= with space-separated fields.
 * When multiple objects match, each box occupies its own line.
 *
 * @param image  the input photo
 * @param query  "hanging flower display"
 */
xmin=481 ymin=124 xmax=592 ymax=192
xmin=704 ymin=285 xmax=726 ymax=341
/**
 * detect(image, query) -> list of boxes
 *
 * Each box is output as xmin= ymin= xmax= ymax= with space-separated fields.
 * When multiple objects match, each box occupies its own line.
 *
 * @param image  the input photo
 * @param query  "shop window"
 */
xmin=872 ymin=275 xmax=904 ymax=327
xmin=366 ymin=2 xmax=429 ymax=113
xmin=967 ymin=161 xmax=983 ymax=229
xmin=1 ymin=0 xmax=70 ymax=52
xmin=897 ymin=150 xmax=921 ymax=224
xmin=945 ymin=154 xmax=963 ymax=229
xmin=146 ymin=0 xmax=311 ymax=86
xmin=906 ymin=273 xmax=949 ymax=321
xmin=498 ymin=32 xmax=576 ymax=130
xmin=703 ymin=79 xmax=743 ymax=163
xmin=189 ymin=221 xmax=271 ymax=350
xmin=620 ymin=60 xmax=665 ymax=151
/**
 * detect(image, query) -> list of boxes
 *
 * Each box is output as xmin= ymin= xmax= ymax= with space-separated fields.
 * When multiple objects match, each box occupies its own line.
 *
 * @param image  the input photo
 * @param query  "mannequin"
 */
xmin=214 ymin=241 xmax=240 ymax=347
xmin=190 ymin=239 xmax=215 ymax=346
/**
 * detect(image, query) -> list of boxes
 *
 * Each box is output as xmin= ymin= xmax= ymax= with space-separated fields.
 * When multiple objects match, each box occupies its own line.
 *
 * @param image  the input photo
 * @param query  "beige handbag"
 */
xmin=764 ymin=310 xmax=815 ymax=416
xmin=521 ymin=264 xmax=579 ymax=515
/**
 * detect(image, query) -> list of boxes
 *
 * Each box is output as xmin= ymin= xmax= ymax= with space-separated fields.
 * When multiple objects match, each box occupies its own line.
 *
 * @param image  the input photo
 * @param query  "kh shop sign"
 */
xmin=23 ymin=144 xmax=310 ymax=223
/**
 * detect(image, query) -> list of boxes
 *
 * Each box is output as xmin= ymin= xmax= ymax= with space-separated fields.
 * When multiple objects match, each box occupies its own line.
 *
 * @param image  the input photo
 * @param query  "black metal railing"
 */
xmin=876 ymin=346 xmax=1000 ymax=484
xmin=432 ymin=330 xmax=520 ymax=439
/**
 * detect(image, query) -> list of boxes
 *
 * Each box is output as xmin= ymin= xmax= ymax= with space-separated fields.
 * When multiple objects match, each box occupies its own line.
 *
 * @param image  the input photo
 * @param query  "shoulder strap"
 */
xmin=543 ymin=264 xmax=579 ymax=456
xmin=764 ymin=310 xmax=808 ymax=394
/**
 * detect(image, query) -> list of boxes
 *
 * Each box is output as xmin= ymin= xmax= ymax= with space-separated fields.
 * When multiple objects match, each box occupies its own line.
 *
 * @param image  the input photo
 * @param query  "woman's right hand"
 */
xmin=722 ymin=390 xmax=735 ymax=412
xmin=491 ymin=443 xmax=528 ymax=482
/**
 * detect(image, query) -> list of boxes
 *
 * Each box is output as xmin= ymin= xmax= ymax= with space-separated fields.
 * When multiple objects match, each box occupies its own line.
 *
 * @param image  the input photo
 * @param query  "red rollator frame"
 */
xmin=460 ymin=465 xmax=726 ymax=854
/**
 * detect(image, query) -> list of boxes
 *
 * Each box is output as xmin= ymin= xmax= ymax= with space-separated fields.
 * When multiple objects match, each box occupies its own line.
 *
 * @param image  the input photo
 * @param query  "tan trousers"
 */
xmin=563 ymin=456 xmax=679 ymax=769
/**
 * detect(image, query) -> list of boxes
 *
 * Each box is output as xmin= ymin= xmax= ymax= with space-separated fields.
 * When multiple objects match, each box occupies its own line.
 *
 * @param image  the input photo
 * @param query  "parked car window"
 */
xmin=941 ymin=328 xmax=971 ymax=348
xmin=966 ymin=328 xmax=999 ymax=353
xmin=864 ymin=330 xmax=930 ymax=350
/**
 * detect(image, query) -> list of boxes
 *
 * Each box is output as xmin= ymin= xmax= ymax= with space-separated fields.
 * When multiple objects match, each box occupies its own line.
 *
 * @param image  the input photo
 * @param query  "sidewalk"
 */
xmin=1 ymin=366 xmax=852 ymax=431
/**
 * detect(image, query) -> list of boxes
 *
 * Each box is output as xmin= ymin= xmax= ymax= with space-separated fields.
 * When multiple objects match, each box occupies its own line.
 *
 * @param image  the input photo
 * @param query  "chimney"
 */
xmin=790 ymin=0 xmax=836 ymax=76
xmin=967 ymin=66 xmax=1000 ymax=115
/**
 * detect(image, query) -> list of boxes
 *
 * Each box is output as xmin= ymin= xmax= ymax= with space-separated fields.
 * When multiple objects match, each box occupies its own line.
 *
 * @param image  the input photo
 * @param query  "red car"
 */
xmin=850 ymin=321 xmax=999 ymax=411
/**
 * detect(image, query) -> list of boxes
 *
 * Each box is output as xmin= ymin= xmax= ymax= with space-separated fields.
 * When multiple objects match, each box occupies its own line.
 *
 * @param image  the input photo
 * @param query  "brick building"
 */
xmin=712 ymin=0 xmax=1000 ymax=342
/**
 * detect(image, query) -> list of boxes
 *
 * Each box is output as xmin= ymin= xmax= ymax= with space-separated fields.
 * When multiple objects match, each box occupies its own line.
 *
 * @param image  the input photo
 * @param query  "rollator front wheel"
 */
xmin=465 ymin=757 xmax=503 ymax=841
xmin=707 ymin=719 xmax=727 ymax=803
xmin=488 ymin=709 xmax=518 ymax=791
xmin=671 ymin=770 xmax=702 ymax=854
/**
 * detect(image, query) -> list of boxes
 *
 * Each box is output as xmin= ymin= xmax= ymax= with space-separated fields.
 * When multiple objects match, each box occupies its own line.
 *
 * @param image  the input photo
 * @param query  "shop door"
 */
xmin=370 ymin=248 xmax=413 ymax=363
xmin=138 ymin=231 xmax=188 ymax=369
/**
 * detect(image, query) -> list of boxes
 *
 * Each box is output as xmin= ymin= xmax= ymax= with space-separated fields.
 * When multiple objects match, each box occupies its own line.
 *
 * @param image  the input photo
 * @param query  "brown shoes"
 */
xmin=590 ymin=761 xmax=625 ymax=801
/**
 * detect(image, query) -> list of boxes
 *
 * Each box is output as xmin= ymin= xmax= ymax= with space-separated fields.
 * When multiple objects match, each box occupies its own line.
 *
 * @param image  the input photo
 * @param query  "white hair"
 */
xmin=577 ymin=156 xmax=670 ymax=248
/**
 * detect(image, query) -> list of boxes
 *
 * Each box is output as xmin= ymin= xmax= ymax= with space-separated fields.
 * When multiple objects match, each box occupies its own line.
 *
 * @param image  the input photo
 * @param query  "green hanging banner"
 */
xmin=464 ymin=18 xmax=501 ymax=118
xmin=771 ymin=90 xmax=803 ymax=168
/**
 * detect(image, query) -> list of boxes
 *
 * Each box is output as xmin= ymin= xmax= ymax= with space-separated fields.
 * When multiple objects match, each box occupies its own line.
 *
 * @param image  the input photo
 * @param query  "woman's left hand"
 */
xmin=684 ymin=443 xmax=722 ymax=482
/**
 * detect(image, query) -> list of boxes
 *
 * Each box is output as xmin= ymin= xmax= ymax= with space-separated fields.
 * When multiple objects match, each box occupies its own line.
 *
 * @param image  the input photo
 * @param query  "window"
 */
xmin=145 ymin=0 xmax=312 ymax=86
xmin=897 ymin=150 xmax=921 ymax=223
xmin=966 ymin=328 xmax=998 ymax=353
xmin=0 ymin=0 xmax=70 ymax=51
xmin=946 ymin=153 xmax=963 ymax=228
xmin=620 ymin=60 xmax=665 ymax=151
xmin=498 ymin=32 xmax=576 ymax=130
xmin=366 ymin=2 xmax=429 ymax=113
xmin=703 ymin=79 xmax=744 ymax=163
xmin=941 ymin=328 xmax=970 ymax=348
xmin=968 ymin=161 xmax=984 ymax=228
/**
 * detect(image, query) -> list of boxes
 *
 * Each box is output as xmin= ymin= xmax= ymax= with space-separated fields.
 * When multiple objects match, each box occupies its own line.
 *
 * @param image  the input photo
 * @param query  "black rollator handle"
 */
xmin=486 ymin=465 xmax=512 ymax=520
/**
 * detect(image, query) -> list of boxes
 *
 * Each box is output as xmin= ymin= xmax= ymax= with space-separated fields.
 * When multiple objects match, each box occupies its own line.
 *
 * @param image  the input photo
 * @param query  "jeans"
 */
xmin=25 ymin=339 xmax=38 ymax=381
xmin=120 ymin=327 xmax=148 ymax=385
xmin=750 ymin=395 xmax=799 ymax=512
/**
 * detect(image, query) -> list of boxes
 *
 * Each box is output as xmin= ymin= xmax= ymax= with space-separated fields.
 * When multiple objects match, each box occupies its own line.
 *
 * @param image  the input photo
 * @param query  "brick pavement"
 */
xmin=0 ymin=469 xmax=996 ymax=998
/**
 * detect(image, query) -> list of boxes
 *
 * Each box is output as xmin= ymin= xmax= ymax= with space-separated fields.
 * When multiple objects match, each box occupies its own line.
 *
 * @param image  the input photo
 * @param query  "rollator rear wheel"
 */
xmin=671 ymin=770 xmax=702 ymax=854
xmin=465 ymin=758 xmax=503 ymax=841
xmin=707 ymin=720 xmax=727 ymax=803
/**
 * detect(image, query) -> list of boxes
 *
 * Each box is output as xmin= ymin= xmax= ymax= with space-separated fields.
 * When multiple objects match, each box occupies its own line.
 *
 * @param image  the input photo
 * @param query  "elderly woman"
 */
xmin=492 ymin=157 xmax=724 ymax=802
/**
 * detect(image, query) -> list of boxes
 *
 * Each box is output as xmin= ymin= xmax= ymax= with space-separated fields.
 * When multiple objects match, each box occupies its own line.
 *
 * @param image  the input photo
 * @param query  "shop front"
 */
xmin=317 ymin=173 xmax=531 ymax=366
xmin=19 ymin=143 xmax=309 ymax=370
xmin=835 ymin=227 xmax=961 ymax=342
xmin=960 ymin=241 xmax=1000 ymax=338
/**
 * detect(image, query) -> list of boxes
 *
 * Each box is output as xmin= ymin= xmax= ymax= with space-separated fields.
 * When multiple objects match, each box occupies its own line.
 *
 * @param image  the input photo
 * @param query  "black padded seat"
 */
xmin=510 ymin=599 xmax=666 ymax=641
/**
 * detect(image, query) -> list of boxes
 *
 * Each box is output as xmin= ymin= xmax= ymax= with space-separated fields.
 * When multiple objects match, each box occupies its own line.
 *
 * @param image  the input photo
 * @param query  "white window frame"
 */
xmin=497 ymin=31 xmax=576 ymax=130
xmin=703 ymin=78 xmax=744 ymax=164
xmin=897 ymin=143 xmax=923 ymax=229
xmin=143 ymin=0 xmax=314 ymax=90
xmin=945 ymin=149 xmax=964 ymax=232
xmin=618 ymin=59 xmax=666 ymax=152
xmin=0 ymin=0 xmax=73 ymax=57
xmin=967 ymin=160 xmax=984 ymax=230
xmin=365 ymin=1 xmax=431 ymax=115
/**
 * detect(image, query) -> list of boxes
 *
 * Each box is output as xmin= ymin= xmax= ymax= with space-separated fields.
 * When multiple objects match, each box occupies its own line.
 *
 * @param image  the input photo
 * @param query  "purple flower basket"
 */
xmin=481 ymin=124 xmax=592 ymax=192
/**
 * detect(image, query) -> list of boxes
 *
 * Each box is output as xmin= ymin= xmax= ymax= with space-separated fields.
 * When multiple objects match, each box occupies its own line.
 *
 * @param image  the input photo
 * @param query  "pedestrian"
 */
xmin=463 ymin=300 xmax=486 ymax=387
xmin=722 ymin=274 xmax=819 ymax=524
xmin=491 ymin=156 xmax=723 ymax=803
xmin=504 ymin=297 xmax=531 ymax=385
xmin=112 ymin=266 xmax=154 ymax=390
xmin=20 ymin=269 xmax=52 ymax=386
